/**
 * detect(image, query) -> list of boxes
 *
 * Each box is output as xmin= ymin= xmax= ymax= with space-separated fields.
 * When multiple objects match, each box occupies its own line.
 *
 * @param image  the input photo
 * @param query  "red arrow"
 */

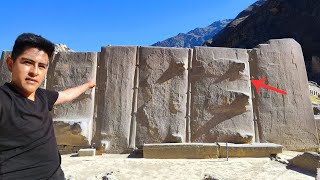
xmin=251 ymin=78 xmax=287 ymax=95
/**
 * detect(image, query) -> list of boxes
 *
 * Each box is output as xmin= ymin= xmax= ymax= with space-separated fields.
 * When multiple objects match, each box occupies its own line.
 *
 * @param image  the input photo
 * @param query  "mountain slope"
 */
xmin=152 ymin=19 xmax=232 ymax=48
xmin=205 ymin=0 xmax=320 ymax=83
xmin=204 ymin=0 xmax=267 ymax=45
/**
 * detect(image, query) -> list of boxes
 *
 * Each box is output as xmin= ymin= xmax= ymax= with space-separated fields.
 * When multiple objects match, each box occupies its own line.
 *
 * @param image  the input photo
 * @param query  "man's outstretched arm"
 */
xmin=54 ymin=81 xmax=96 ymax=105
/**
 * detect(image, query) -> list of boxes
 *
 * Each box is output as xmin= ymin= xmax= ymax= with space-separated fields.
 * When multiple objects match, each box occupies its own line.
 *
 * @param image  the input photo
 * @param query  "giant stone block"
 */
xmin=249 ymin=39 xmax=319 ymax=151
xmin=46 ymin=52 xmax=97 ymax=147
xmin=94 ymin=46 xmax=137 ymax=153
xmin=0 ymin=51 xmax=12 ymax=85
xmin=191 ymin=47 xmax=254 ymax=143
xmin=136 ymin=47 xmax=189 ymax=146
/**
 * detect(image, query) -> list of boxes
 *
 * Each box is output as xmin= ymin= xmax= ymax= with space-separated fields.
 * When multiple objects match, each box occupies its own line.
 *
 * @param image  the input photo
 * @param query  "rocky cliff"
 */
xmin=205 ymin=0 xmax=320 ymax=84
xmin=152 ymin=19 xmax=232 ymax=48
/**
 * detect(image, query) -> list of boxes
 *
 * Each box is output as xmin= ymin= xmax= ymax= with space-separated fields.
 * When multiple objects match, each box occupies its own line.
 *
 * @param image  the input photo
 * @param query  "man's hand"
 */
xmin=54 ymin=81 xmax=96 ymax=105
xmin=87 ymin=81 xmax=96 ymax=89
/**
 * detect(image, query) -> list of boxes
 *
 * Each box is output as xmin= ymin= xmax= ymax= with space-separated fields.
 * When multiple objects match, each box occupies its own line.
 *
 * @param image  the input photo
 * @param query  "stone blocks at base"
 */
xmin=143 ymin=143 xmax=283 ymax=159
xmin=218 ymin=143 xmax=282 ymax=157
xmin=143 ymin=143 xmax=219 ymax=159
xmin=78 ymin=149 xmax=96 ymax=157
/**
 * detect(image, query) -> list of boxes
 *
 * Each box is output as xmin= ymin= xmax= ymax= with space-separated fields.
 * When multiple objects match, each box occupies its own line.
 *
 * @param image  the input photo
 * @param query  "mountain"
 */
xmin=152 ymin=19 xmax=232 ymax=48
xmin=204 ymin=0 xmax=320 ymax=84
xmin=204 ymin=0 xmax=267 ymax=45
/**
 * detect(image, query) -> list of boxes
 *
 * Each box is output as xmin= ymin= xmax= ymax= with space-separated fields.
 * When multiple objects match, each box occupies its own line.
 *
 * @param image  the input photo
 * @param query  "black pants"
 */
xmin=48 ymin=167 xmax=65 ymax=180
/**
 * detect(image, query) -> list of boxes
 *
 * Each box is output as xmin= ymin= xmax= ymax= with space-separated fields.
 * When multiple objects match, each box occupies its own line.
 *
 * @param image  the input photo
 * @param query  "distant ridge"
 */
xmin=152 ymin=19 xmax=232 ymax=48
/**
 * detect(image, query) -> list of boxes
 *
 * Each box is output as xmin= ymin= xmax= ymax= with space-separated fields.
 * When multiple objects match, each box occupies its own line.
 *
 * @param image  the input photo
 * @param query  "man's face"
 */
xmin=7 ymin=47 xmax=49 ymax=99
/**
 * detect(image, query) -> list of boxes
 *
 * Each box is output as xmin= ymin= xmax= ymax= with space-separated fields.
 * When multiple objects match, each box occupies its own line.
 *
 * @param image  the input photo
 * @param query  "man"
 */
xmin=0 ymin=33 xmax=96 ymax=179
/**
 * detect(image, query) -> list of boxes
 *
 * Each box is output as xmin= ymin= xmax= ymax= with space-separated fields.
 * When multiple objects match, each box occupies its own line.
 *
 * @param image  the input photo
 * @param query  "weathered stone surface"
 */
xmin=249 ymin=39 xmax=319 ymax=151
xmin=0 ymin=51 xmax=12 ymax=85
xmin=190 ymin=47 xmax=254 ymax=143
xmin=289 ymin=152 xmax=320 ymax=174
xmin=46 ymin=52 xmax=97 ymax=147
xmin=136 ymin=47 xmax=189 ymax=146
xmin=53 ymin=121 xmax=89 ymax=147
xmin=93 ymin=46 xmax=137 ymax=153
xmin=218 ymin=143 xmax=282 ymax=157
xmin=143 ymin=143 xmax=219 ymax=159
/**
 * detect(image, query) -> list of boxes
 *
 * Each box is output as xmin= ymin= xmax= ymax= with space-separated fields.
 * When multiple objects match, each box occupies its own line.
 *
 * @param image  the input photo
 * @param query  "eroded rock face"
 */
xmin=249 ymin=39 xmax=319 ymax=151
xmin=205 ymin=0 xmax=320 ymax=84
xmin=0 ymin=51 xmax=12 ymax=85
xmin=93 ymin=46 xmax=137 ymax=153
xmin=53 ymin=121 xmax=89 ymax=147
xmin=190 ymin=47 xmax=254 ymax=143
xmin=46 ymin=52 xmax=97 ymax=147
xmin=136 ymin=47 xmax=189 ymax=146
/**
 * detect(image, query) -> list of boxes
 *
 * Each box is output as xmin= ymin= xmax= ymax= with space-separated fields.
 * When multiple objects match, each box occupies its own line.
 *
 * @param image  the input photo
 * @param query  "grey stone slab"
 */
xmin=143 ymin=143 xmax=219 ymax=159
xmin=78 ymin=148 xmax=96 ymax=157
xmin=249 ymin=39 xmax=319 ymax=151
xmin=0 ymin=51 xmax=12 ymax=85
xmin=218 ymin=142 xmax=282 ymax=157
xmin=46 ymin=52 xmax=98 ymax=147
xmin=136 ymin=47 xmax=189 ymax=146
xmin=190 ymin=47 xmax=254 ymax=143
xmin=94 ymin=46 xmax=137 ymax=153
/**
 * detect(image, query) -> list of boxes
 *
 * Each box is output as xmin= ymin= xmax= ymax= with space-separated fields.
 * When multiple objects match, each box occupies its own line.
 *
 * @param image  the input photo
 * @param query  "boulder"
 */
xmin=289 ymin=152 xmax=320 ymax=174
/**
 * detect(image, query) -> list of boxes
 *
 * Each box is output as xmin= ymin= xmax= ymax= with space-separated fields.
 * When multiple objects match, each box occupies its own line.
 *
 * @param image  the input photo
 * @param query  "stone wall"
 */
xmin=136 ymin=47 xmax=189 ymax=146
xmin=93 ymin=46 xmax=137 ymax=153
xmin=46 ymin=52 xmax=98 ymax=148
xmin=249 ymin=39 xmax=319 ymax=151
xmin=190 ymin=47 xmax=254 ymax=143
xmin=0 ymin=38 xmax=318 ymax=153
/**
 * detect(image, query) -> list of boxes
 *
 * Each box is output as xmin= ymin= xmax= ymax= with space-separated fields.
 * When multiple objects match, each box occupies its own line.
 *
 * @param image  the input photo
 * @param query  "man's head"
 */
xmin=11 ymin=33 xmax=55 ymax=61
xmin=6 ymin=33 xmax=55 ymax=100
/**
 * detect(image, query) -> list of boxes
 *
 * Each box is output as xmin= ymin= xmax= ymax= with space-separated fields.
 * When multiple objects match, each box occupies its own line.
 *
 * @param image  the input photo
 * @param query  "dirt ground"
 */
xmin=61 ymin=151 xmax=315 ymax=180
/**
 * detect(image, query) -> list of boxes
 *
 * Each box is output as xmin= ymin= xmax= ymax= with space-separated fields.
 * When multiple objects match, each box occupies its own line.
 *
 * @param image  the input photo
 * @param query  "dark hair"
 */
xmin=11 ymin=33 xmax=55 ymax=61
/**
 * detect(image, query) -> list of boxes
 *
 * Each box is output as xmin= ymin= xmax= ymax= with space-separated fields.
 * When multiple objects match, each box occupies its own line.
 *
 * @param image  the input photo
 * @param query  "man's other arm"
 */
xmin=54 ymin=81 xmax=96 ymax=105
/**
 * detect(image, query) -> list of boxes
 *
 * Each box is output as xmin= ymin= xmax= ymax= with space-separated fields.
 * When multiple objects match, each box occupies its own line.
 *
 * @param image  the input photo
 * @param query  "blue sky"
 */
xmin=0 ymin=0 xmax=257 ymax=52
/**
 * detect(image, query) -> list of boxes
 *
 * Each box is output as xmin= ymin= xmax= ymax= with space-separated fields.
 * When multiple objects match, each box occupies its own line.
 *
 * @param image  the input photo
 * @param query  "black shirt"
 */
xmin=0 ymin=83 xmax=62 ymax=180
